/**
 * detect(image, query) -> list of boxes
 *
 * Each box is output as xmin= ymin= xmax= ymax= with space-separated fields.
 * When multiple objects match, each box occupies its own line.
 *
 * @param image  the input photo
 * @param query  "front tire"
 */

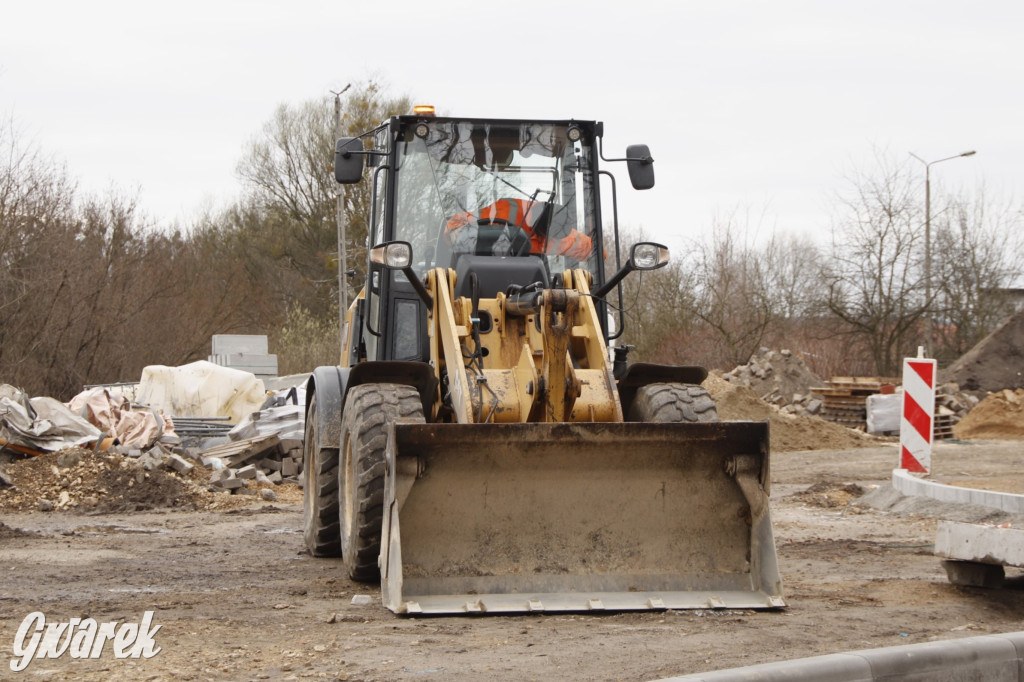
xmin=339 ymin=383 xmax=425 ymax=581
xmin=628 ymin=382 xmax=719 ymax=423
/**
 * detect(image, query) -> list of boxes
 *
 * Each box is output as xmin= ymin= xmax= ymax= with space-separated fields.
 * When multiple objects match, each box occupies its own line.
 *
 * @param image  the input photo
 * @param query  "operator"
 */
xmin=445 ymin=198 xmax=593 ymax=260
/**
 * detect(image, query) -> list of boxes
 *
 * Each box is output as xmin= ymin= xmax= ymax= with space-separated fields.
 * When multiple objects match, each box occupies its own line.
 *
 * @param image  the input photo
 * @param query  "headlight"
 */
xmin=630 ymin=242 xmax=669 ymax=270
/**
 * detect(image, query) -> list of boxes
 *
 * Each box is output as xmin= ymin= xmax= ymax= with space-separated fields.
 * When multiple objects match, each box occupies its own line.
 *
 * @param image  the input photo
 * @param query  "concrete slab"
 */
xmin=935 ymin=520 xmax=1024 ymax=566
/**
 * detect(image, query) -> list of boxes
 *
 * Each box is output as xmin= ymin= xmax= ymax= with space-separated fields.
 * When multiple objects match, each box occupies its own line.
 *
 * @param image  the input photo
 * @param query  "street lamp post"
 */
xmin=909 ymin=149 xmax=977 ymax=357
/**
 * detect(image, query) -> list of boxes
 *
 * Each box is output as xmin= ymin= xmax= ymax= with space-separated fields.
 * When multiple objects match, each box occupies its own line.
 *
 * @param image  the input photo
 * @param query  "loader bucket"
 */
xmin=379 ymin=421 xmax=784 ymax=615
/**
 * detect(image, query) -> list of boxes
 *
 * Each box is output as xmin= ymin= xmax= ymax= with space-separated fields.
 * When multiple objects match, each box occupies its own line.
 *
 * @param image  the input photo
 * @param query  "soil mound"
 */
xmin=944 ymin=309 xmax=1024 ymax=395
xmin=953 ymin=389 xmax=1024 ymax=440
xmin=0 ymin=447 xmax=294 ymax=513
xmin=703 ymin=373 xmax=873 ymax=452
xmin=0 ymin=447 xmax=206 ymax=512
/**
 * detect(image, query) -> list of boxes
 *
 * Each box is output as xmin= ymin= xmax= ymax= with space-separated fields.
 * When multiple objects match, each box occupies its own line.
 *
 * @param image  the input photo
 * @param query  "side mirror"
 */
xmin=369 ymin=241 xmax=433 ymax=308
xmin=592 ymin=241 xmax=669 ymax=299
xmin=625 ymin=144 xmax=655 ymax=190
xmin=334 ymin=137 xmax=364 ymax=184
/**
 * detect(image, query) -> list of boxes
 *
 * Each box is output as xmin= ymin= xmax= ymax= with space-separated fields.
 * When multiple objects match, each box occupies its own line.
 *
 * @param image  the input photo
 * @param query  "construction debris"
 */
xmin=0 ymin=377 xmax=308 ymax=512
xmin=721 ymin=348 xmax=825 ymax=417
xmin=0 ymin=440 xmax=301 ymax=513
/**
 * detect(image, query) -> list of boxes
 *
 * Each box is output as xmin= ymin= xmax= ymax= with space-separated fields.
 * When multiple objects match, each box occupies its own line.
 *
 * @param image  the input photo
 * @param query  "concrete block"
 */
xmin=211 ymin=334 xmax=268 ymax=355
xmin=235 ymin=464 xmax=258 ymax=479
xmin=218 ymin=478 xmax=245 ymax=490
xmin=260 ymin=458 xmax=282 ymax=471
xmin=268 ymin=471 xmax=283 ymax=484
xmin=166 ymin=453 xmax=195 ymax=475
xmin=209 ymin=469 xmax=232 ymax=484
xmin=279 ymin=438 xmax=303 ymax=452
xmin=138 ymin=451 xmax=164 ymax=472
xmin=282 ymin=459 xmax=300 ymax=477
xmin=228 ymin=420 xmax=259 ymax=442
xmin=255 ymin=470 xmax=273 ymax=485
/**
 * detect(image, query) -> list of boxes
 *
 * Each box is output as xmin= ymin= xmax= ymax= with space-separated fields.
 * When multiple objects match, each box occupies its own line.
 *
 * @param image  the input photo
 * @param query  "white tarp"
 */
xmin=0 ymin=384 xmax=102 ymax=452
xmin=136 ymin=360 xmax=266 ymax=423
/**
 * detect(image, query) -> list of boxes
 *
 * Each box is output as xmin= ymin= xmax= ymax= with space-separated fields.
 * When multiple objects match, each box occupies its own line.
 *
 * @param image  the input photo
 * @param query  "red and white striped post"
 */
xmin=900 ymin=351 xmax=936 ymax=475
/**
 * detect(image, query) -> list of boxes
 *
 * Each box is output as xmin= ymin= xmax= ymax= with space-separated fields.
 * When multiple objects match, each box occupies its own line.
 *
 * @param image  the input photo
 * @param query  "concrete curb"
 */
xmin=892 ymin=467 xmax=1024 ymax=514
xmin=658 ymin=631 xmax=1024 ymax=681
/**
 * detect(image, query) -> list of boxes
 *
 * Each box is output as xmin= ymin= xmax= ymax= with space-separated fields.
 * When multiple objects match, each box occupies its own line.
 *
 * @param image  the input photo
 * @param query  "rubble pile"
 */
xmin=953 ymin=388 xmax=1024 ymax=441
xmin=936 ymin=383 xmax=979 ymax=418
xmin=703 ymin=373 xmax=874 ymax=452
xmin=932 ymin=382 xmax=980 ymax=438
xmin=0 ymin=442 xmax=303 ymax=513
xmin=0 ymin=380 xmax=308 ymax=513
xmin=189 ymin=403 xmax=305 ymax=494
xmin=0 ymin=446 xmax=207 ymax=513
xmin=721 ymin=348 xmax=825 ymax=417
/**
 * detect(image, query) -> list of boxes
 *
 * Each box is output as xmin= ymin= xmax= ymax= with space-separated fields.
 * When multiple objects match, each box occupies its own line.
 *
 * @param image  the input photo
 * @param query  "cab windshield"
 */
xmin=392 ymin=120 xmax=599 ymax=279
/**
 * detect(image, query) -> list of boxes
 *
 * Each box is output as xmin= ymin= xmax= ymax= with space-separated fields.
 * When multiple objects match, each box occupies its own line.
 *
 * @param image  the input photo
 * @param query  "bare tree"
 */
xmin=822 ymin=153 xmax=925 ymax=376
xmin=690 ymin=218 xmax=778 ymax=367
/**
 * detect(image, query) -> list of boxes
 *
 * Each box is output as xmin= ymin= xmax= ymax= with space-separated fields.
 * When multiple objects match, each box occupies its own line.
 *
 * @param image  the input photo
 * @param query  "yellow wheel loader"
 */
xmin=302 ymin=110 xmax=784 ymax=615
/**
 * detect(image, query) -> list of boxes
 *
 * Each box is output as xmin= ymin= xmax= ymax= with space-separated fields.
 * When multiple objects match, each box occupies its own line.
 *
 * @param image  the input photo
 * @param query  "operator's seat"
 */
xmin=453 ymin=254 xmax=550 ymax=299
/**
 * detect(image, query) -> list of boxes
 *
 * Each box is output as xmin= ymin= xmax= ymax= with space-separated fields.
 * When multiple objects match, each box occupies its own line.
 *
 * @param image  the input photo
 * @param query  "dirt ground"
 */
xmin=2 ymin=439 xmax=1023 ymax=681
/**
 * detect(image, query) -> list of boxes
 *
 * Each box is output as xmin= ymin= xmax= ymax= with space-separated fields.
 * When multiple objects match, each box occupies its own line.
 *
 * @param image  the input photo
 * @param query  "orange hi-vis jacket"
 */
xmin=445 ymin=198 xmax=593 ymax=260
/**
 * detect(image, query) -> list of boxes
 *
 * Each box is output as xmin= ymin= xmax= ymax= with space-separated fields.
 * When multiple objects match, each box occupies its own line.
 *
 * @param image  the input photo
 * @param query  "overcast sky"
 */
xmin=2 ymin=1 xmax=1021 ymax=252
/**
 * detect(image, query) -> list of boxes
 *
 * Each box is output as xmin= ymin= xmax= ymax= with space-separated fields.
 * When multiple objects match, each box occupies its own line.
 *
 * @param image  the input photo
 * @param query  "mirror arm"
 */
xmin=592 ymin=263 xmax=634 ymax=299
xmin=598 ymin=134 xmax=655 ymax=164
xmin=403 ymin=266 xmax=433 ymax=309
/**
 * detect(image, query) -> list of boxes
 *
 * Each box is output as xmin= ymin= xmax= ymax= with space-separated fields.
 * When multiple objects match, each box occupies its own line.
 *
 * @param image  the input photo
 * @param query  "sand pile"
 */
xmin=703 ymin=373 xmax=873 ymax=452
xmin=953 ymin=389 xmax=1024 ymax=440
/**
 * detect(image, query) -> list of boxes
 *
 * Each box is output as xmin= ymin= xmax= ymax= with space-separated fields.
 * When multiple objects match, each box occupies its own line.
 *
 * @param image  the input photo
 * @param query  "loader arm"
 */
xmin=424 ymin=266 xmax=621 ymax=424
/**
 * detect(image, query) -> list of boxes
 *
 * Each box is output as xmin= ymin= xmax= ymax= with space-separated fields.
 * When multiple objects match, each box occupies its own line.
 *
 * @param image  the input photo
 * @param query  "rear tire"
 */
xmin=340 ymin=383 xmax=425 ymax=581
xmin=303 ymin=394 xmax=342 ymax=556
xmin=628 ymin=383 xmax=719 ymax=423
